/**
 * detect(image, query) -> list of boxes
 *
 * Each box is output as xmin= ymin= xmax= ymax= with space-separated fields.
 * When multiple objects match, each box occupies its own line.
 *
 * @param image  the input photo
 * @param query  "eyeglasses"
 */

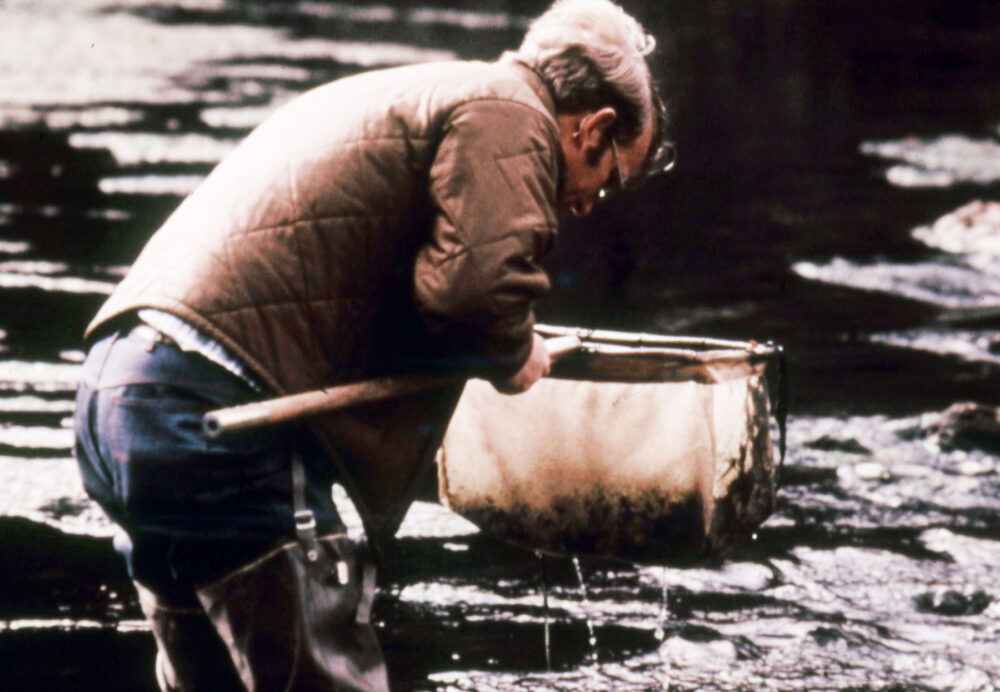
xmin=652 ymin=141 xmax=678 ymax=176
xmin=597 ymin=138 xmax=677 ymax=202
xmin=597 ymin=139 xmax=628 ymax=202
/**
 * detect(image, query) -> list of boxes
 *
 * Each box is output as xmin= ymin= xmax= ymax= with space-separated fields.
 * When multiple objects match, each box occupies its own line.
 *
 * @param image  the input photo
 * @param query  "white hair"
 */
xmin=514 ymin=0 xmax=659 ymax=145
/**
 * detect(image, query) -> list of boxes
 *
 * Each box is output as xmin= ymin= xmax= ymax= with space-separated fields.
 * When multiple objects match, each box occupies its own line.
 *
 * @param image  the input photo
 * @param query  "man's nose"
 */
xmin=571 ymin=197 xmax=595 ymax=218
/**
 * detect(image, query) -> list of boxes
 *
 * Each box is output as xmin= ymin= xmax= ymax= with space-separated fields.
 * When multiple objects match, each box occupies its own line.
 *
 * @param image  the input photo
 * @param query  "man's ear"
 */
xmin=578 ymin=107 xmax=617 ymax=165
xmin=579 ymin=107 xmax=618 ymax=149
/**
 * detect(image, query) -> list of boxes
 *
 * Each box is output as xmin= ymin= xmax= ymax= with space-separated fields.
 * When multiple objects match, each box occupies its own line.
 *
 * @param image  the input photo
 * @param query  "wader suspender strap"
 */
xmin=289 ymin=449 xmax=377 ymax=624
xmin=291 ymin=450 xmax=319 ymax=553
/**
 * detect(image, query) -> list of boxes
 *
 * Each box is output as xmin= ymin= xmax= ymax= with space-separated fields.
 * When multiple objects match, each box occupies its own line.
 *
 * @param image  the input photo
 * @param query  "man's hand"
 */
xmin=493 ymin=333 xmax=551 ymax=394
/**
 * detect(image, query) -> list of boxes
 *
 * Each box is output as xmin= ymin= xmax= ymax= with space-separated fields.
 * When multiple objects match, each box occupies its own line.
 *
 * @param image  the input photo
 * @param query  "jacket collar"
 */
xmin=497 ymin=54 xmax=564 ymax=191
xmin=498 ymin=54 xmax=558 ymax=125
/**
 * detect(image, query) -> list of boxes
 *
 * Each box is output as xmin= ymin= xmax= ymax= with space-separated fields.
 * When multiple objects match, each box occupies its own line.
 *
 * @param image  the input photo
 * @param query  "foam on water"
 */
xmin=97 ymin=174 xmax=206 ymax=197
xmin=913 ymin=200 xmax=1000 ymax=285
xmin=200 ymin=104 xmax=289 ymax=131
xmin=297 ymin=2 xmax=395 ymax=23
xmin=0 ymin=360 xmax=81 ymax=392
xmin=40 ymin=107 xmax=144 ymax=131
xmin=296 ymin=2 xmax=527 ymax=30
xmin=1 ymin=619 xmax=146 ymax=632
xmin=0 ymin=254 xmax=125 ymax=296
xmin=639 ymin=560 xmax=774 ymax=597
xmin=0 ymin=240 xmax=31 ymax=255
xmin=793 ymin=256 xmax=1000 ymax=310
xmin=208 ymin=63 xmax=313 ymax=84
xmin=913 ymin=201 xmax=1000 ymax=258
xmin=408 ymin=8 xmax=524 ymax=30
xmin=0 ymin=425 xmax=74 ymax=451
xmin=311 ymin=40 xmax=455 ymax=68
xmin=0 ymin=260 xmax=73 ymax=274
xmin=69 ymin=132 xmax=240 ymax=167
xmin=861 ymin=134 xmax=1000 ymax=187
xmin=0 ymin=395 xmax=76 ymax=413
xmin=0 ymin=268 xmax=116 ymax=295
xmin=871 ymin=329 xmax=1000 ymax=365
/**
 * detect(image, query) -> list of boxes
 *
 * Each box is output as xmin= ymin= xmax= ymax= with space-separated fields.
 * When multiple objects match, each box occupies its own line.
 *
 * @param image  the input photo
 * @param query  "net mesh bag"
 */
xmin=438 ymin=325 xmax=786 ymax=564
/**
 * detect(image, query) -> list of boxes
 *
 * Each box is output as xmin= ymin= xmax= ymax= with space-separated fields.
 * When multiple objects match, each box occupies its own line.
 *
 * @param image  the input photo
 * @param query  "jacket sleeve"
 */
xmin=413 ymin=98 xmax=560 ymax=378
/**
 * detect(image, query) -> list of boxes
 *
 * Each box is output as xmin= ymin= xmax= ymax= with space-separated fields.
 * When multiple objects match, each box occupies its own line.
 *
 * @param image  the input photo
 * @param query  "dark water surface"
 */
xmin=2 ymin=1 xmax=1000 ymax=690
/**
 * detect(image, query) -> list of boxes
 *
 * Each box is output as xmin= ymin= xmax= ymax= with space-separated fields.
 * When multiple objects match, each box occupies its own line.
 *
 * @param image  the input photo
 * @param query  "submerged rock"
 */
xmin=901 ymin=402 xmax=1000 ymax=456
xmin=804 ymin=435 xmax=872 ymax=455
xmin=914 ymin=589 xmax=992 ymax=616
xmin=936 ymin=402 xmax=1000 ymax=455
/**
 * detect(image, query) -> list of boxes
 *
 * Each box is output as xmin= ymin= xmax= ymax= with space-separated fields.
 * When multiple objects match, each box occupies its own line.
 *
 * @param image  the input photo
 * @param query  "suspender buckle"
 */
xmin=294 ymin=509 xmax=317 ymax=533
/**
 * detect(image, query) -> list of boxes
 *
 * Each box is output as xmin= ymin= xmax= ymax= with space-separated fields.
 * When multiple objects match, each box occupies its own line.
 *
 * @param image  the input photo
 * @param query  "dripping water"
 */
xmin=571 ymin=556 xmax=598 ymax=664
xmin=536 ymin=550 xmax=552 ymax=672
xmin=654 ymin=566 xmax=669 ymax=642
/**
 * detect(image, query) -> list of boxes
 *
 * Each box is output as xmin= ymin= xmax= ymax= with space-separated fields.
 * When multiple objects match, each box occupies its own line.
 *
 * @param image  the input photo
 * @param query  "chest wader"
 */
xmin=186 ymin=450 xmax=389 ymax=692
xmin=139 ymin=448 xmax=389 ymax=692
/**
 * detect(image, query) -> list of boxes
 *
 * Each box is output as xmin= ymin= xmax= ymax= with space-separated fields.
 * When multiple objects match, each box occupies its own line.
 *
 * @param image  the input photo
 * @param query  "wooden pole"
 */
xmin=202 ymin=335 xmax=582 ymax=439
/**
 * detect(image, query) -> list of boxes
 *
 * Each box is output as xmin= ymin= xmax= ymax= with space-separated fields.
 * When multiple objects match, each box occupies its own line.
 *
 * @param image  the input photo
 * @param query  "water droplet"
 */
xmin=572 ymin=556 xmax=599 ymax=663
xmin=537 ymin=550 xmax=552 ymax=671
xmin=654 ymin=565 xmax=670 ymax=642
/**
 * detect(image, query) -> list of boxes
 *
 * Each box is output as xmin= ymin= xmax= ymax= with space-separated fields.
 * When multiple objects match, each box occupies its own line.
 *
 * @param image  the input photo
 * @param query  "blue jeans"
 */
xmin=73 ymin=326 xmax=389 ymax=691
xmin=74 ymin=326 xmax=344 ymax=603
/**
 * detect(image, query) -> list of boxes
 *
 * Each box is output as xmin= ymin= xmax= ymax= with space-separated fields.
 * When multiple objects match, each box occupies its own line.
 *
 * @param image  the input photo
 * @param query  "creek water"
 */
xmin=2 ymin=1 xmax=1000 ymax=690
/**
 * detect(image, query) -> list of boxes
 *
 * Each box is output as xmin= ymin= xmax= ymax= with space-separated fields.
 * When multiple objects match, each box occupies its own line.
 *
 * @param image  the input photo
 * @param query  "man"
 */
xmin=73 ymin=0 xmax=666 ymax=689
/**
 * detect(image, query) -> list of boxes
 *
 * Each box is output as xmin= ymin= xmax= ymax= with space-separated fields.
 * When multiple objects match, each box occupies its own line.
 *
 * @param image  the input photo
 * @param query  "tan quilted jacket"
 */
xmin=87 ymin=59 xmax=561 ymax=547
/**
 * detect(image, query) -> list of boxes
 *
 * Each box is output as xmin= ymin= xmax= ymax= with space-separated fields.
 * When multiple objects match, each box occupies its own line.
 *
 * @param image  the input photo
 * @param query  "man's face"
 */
xmin=557 ymin=108 xmax=653 ymax=218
